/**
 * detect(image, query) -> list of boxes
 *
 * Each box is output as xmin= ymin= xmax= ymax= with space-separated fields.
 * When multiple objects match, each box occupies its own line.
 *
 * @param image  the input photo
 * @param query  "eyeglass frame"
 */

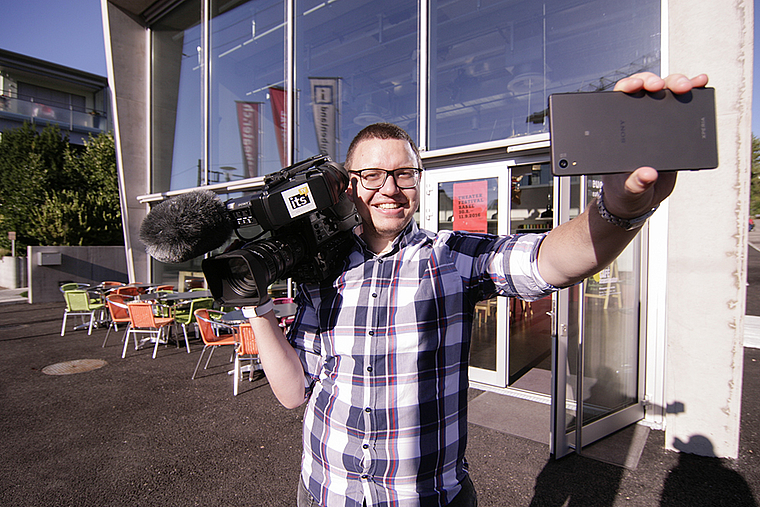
xmin=348 ymin=167 xmax=421 ymax=190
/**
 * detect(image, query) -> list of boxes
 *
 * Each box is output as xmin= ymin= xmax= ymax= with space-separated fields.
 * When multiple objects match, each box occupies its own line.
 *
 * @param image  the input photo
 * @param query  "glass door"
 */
xmin=422 ymin=162 xmax=510 ymax=386
xmin=551 ymin=176 xmax=646 ymax=458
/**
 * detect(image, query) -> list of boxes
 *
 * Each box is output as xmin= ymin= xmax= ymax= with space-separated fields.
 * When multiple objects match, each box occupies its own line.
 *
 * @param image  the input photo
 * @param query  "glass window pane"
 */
xmin=430 ymin=0 xmax=660 ymax=150
xmin=151 ymin=0 xmax=203 ymax=192
xmin=295 ymin=0 xmax=419 ymax=162
xmin=210 ymin=0 xmax=286 ymax=179
xmin=580 ymin=177 xmax=639 ymax=425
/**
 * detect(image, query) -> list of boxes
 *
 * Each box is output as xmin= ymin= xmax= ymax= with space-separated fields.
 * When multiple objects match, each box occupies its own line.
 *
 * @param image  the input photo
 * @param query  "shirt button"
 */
xmin=365 ymin=407 xmax=372 ymax=413
xmin=367 ymin=366 xmax=373 ymax=372
xmin=361 ymin=474 xmax=369 ymax=479
xmin=372 ymin=293 xmax=377 ymax=298
xmin=368 ymin=330 xmax=374 ymax=336
xmin=377 ymin=259 xmax=383 ymax=264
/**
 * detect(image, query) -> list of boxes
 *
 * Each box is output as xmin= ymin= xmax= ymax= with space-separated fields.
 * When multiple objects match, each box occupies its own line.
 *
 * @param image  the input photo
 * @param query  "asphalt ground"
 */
xmin=1 ymin=244 xmax=760 ymax=506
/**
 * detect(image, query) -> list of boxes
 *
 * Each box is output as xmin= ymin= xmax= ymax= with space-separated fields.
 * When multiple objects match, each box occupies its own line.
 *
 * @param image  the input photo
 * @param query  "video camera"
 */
xmin=202 ymin=155 xmax=360 ymax=306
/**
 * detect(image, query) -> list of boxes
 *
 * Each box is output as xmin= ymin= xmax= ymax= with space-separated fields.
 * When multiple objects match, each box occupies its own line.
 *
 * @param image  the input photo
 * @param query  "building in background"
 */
xmin=0 ymin=48 xmax=110 ymax=145
xmin=101 ymin=0 xmax=752 ymax=461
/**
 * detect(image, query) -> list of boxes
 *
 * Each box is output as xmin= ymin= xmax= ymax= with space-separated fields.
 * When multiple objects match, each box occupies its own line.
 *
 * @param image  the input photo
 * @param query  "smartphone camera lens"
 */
xmin=558 ymin=159 xmax=569 ymax=169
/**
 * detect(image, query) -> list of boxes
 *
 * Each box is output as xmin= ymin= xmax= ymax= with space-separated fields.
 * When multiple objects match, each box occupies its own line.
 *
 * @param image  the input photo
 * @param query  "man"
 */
xmin=246 ymin=72 xmax=709 ymax=507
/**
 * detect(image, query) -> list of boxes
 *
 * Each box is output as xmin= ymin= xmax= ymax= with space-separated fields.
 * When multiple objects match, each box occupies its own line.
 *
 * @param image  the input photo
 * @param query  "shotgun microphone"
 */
xmin=139 ymin=189 xmax=236 ymax=264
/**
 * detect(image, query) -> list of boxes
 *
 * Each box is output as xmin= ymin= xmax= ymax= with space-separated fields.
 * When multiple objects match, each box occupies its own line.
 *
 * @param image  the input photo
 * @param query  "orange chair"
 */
xmin=233 ymin=323 xmax=262 ymax=396
xmin=114 ymin=286 xmax=141 ymax=297
xmin=192 ymin=309 xmax=238 ymax=380
xmin=102 ymin=294 xmax=133 ymax=348
xmin=123 ymin=301 xmax=176 ymax=359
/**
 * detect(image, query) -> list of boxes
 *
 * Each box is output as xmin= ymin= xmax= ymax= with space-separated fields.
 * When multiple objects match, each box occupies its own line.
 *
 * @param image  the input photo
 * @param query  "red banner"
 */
xmin=236 ymin=101 xmax=261 ymax=178
xmin=269 ymin=87 xmax=288 ymax=167
xmin=453 ymin=180 xmax=488 ymax=233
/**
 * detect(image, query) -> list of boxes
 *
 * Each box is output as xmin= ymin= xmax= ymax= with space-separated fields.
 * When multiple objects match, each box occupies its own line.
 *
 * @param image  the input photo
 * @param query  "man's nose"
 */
xmin=379 ymin=171 xmax=400 ymax=193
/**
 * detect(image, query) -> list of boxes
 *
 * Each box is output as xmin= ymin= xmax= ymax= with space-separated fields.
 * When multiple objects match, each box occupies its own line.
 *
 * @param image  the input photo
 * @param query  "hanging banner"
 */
xmin=309 ymin=77 xmax=339 ymax=161
xmin=269 ymin=86 xmax=288 ymax=167
xmin=235 ymin=101 xmax=261 ymax=178
xmin=453 ymin=180 xmax=489 ymax=233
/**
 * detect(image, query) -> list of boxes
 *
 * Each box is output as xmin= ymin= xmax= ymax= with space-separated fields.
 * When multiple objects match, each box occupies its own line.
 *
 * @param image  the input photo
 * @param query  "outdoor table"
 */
xmin=221 ymin=302 xmax=297 ymax=324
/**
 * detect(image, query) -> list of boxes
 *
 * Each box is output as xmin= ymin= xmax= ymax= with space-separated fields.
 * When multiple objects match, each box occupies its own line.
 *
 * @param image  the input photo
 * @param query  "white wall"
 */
xmin=663 ymin=0 xmax=753 ymax=458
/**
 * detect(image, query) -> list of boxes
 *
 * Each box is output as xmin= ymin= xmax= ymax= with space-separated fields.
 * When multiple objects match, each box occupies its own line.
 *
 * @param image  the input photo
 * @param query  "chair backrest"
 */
xmin=127 ymin=302 xmax=159 ymax=328
xmin=105 ymin=294 xmax=131 ymax=322
xmin=64 ymin=290 xmax=94 ymax=311
xmin=115 ymin=286 xmax=141 ymax=297
xmin=101 ymin=281 xmax=124 ymax=288
xmin=273 ymin=297 xmax=295 ymax=304
xmin=188 ymin=297 xmax=214 ymax=317
xmin=155 ymin=285 xmax=175 ymax=292
xmin=60 ymin=282 xmax=87 ymax=293
xmin=194 ymin=308 xmax=234 ymax=345
xmin=236 ymin=323 xmax=259 ymax=355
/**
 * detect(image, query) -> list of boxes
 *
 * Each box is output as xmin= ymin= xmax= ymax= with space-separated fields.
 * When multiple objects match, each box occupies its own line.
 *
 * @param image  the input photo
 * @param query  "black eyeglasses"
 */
xmin=349 ymin=168 xmax=421 ymax=190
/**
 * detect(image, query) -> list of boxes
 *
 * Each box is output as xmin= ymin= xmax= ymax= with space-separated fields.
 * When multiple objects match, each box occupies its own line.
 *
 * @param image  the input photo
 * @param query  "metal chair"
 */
xmin=124 ymin=301 xmax=175 ymax=359
xmin=60 ymin=290 xmax=106 ymax=336
xmin=172 ymin=297 xmax=214 ymax=352
xmin=192 ymin=309 xmax=237 ymax=380
xmin=102 ymin=294 xmax=133 ymax=348
xmin=233 ymin=323 xmax=262 ymax=396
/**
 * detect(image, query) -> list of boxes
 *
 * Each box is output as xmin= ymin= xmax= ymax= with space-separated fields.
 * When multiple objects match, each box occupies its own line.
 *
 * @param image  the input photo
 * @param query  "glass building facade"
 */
xmin=146 ymin=0 xmax=659 ymax=193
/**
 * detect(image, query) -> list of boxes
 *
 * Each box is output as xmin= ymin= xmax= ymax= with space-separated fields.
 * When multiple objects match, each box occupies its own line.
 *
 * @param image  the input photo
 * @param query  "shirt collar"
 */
xmin=353 ymin=220 xmax=421 ymax=258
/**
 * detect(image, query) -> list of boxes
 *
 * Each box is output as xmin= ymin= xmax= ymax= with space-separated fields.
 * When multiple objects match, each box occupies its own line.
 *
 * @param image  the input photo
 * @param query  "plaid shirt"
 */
xmin=288 ymin=221 xmax=555 ymax=507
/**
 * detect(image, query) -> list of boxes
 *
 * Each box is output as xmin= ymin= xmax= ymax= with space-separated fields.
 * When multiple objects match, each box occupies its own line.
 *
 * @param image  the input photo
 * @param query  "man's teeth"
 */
xmin=377 ymin=203 xmax=400 ymax=209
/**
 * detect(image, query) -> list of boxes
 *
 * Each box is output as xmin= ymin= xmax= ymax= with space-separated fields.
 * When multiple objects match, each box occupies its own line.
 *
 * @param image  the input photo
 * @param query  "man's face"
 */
xmin=346 ymin=138 xmax=420 ymax=253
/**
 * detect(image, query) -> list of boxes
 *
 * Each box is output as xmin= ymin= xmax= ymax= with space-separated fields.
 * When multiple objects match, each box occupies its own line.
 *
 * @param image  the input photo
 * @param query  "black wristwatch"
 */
xmin=596 ymin=187 xmax=659 ymax=231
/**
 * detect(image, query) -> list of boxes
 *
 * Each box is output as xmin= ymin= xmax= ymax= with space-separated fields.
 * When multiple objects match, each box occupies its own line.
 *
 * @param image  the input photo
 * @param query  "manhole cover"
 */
xmin=42 ymin=359 xmax=108 ymax=375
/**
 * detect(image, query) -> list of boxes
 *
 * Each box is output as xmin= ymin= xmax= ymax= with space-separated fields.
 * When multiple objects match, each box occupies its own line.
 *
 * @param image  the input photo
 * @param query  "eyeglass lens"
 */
xmin=354 ymin=168 xmax=419 ymax=189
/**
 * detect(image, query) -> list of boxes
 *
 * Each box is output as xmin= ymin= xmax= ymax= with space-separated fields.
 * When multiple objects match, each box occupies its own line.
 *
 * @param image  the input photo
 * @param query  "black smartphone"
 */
xmin=549 ymin=87 xmax=718 ymax=176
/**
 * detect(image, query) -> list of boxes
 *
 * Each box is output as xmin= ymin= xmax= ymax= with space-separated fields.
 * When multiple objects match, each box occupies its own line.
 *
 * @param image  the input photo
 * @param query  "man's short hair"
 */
xmin=344 ymin=123 xmax=423 ymax=171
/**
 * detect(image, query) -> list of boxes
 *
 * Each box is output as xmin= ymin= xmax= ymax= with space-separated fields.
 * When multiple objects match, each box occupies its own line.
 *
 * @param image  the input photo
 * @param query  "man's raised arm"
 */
xmin=537 ymin=72 xmax=709 ymax=288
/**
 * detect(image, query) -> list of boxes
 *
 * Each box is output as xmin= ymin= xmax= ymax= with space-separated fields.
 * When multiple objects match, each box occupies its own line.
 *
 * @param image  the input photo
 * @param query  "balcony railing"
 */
xmin=0 ymin=95 xmax=107 ymax=132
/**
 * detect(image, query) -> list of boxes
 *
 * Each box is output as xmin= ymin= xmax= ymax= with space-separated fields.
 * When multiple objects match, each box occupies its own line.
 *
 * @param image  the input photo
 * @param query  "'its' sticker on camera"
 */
xmin=282 ymin=183 xmax=317 ymax=218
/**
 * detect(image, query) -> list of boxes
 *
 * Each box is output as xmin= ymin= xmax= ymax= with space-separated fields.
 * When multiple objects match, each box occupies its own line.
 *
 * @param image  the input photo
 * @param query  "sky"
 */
xmin=0 ymin=0 xmax=757 ymax=134
xmin=0 ymin=0 xmax=107 ymax=76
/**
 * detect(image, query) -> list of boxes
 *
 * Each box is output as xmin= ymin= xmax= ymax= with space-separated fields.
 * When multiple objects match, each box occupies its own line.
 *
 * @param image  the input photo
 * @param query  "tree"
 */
xmin=0 ymin=123 xmax=123 ymax=254
xmin=752 ymin=134 xmax=760 ymax=217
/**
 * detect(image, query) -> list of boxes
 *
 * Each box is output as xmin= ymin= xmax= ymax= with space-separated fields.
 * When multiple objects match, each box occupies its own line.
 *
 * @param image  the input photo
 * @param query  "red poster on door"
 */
xmin=269 ymin=86 xmax=288 ymax=167
xmin=453 ymin=180 xmax=488 ymax=233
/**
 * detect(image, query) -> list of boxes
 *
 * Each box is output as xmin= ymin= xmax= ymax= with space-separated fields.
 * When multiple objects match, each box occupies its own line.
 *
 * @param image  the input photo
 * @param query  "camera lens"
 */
xmin=203 ymin=234 xmax=306 ymax=306
xmin=559 ymin=159 xmax=569 ymax=169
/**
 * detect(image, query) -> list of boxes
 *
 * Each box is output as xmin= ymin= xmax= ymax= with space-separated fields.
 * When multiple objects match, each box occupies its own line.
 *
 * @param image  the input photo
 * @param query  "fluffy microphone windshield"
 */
xmin=139 ymin=189 xmax=236 ymax=264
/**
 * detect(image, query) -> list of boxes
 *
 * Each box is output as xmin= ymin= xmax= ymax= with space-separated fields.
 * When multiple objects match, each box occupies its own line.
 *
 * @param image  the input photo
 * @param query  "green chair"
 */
xmin=61 ymin=290 xmax=106 ymax=336
xmin=172 ymin=297 xmax=214 ymax=352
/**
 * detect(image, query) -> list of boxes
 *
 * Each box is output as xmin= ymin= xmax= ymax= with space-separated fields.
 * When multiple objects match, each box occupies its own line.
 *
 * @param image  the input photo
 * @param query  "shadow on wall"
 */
xmin=28 ymin=246 xmax=128 ymax=304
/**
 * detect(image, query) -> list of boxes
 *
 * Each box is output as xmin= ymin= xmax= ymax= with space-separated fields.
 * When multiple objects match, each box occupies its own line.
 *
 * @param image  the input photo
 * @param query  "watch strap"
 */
xmin=241 ymin=299 xmax=274 ymax=318
xmin=596 ymin=187 xmax=658 ymax=231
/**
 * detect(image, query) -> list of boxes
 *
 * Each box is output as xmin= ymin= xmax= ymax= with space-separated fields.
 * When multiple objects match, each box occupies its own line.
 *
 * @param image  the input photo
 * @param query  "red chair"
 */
xmin=192 ymin=309 xmax=238 ymax=380
xmin=102 ymin=294 xmax=133 ymax=348
xmin=114 ymin=286 xmax=141 ymax=297
xmin=233 ymin=323 xmax=262 ymax=396
xmin=124 ymin=301 xmax=175 ymax=359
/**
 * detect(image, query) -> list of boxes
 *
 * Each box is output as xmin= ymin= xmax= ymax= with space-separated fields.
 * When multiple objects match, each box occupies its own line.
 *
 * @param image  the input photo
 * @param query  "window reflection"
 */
xmin=211 ymin=0 xmax=286 ymax=180
xmin=151 ymin=0 xmax=203 ymax=193
xmin=296 ymin=0 xmax=419 ymax=161
xmin=431 ymin=0 xmax=660 ymax=150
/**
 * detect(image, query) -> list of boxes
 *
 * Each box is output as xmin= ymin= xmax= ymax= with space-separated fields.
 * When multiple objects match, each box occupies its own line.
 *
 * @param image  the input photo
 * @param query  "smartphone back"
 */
xmin=549 ymin=87 xmax=718 ymax=176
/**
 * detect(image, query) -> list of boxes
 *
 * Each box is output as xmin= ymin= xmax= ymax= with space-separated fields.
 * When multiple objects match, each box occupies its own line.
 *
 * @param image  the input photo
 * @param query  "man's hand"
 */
xmin=537 ymin=72 xmax=709 ymax=287
xmin=600 ymin=72 xmax=710 ymax=219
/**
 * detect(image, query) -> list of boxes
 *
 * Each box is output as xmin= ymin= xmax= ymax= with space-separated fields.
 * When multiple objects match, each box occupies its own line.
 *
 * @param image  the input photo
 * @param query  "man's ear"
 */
xmin=346 ymin=177 xmax=357 ymax=202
